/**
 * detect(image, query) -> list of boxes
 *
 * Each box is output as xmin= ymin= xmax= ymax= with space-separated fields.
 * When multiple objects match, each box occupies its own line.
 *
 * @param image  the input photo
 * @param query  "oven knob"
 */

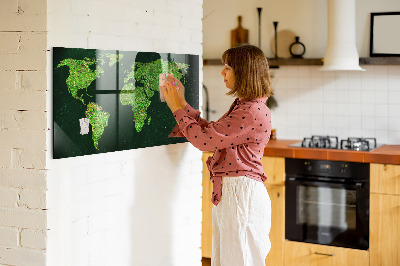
xmin=305 ymin=162 xmax=312 ymax=171
xmin=340 ymin=164 xmax=347 ymax=174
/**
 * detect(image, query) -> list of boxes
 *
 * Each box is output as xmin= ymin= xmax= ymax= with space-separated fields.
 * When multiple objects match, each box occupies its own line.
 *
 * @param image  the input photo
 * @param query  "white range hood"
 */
xmin=320 ymin=0 xmax=365 ymax=71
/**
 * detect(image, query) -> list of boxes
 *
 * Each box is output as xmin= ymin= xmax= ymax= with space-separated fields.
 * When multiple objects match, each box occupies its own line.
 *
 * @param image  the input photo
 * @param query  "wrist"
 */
xmin=179 ymin=100 xmax=188 ymax=109
xmin=171 ymin=104 xmax=184 ymax=113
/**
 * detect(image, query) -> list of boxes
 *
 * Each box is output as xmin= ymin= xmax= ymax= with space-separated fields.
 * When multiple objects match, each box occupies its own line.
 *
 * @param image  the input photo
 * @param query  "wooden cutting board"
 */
xmin=231 ymin=16 xmax=249 ymax=48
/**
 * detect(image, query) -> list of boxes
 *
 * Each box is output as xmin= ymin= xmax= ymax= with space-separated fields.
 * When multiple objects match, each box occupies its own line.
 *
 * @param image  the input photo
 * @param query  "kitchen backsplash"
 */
xmin=203 ymin=65 xmax=400 ymax=145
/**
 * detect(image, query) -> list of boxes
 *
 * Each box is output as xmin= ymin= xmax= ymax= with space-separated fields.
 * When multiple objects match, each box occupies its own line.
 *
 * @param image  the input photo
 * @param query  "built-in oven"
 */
xmin=285 ymin=158 xmax=370 ymax=250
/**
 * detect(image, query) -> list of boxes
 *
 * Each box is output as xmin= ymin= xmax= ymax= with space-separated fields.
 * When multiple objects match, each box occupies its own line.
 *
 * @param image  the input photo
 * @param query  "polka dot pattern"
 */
xmin=168 ymin=97 xmax=272 ymax=206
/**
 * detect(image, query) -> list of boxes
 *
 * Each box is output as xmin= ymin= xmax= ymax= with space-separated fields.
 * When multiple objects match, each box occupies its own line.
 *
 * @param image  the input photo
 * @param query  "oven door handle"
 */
xmin=286 ymin=177 xmax=364 ymax=189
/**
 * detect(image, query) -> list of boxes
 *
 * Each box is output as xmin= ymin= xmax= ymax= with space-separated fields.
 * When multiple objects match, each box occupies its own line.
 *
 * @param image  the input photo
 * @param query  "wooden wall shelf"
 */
xmin=359 ymin=57 xmax=400 ymax=65
xmin=268 ymin=58 xmax=323 ymax=67
xmin=203 ymin=57 xmax=400 ymax=67
xmin=203 ymin=58 xmax=323 ymax=67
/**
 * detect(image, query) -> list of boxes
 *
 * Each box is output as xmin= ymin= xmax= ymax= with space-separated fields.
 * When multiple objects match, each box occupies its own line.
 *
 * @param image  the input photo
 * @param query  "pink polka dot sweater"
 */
xmin=169 ymin=97 xmax=272 ymax=206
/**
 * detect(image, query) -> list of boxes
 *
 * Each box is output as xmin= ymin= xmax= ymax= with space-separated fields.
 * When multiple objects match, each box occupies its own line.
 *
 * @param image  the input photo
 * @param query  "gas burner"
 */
xmin=301 ymin=135 xmax=339 ymax=149
xmin=340 ymin=137 xmax=377 ymax=151
xmin=290 ymin=136 xmax=380 ymax=151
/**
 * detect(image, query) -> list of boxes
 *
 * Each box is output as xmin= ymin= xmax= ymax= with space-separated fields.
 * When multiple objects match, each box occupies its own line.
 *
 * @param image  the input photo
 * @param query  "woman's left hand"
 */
xmin=160 ymin=76 xmax=184 ymax=113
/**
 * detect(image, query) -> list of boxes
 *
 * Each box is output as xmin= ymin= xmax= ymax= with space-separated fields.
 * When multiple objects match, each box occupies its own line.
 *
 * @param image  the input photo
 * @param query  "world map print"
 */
xmin=53 ymin=47 xmax=199 ymax=159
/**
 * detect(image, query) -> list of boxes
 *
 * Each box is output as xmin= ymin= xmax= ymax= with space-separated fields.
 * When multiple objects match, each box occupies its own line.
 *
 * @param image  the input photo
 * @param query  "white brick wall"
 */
xmin=0 ymin=248 xmax=46 ymax=266
xmin=46 ymin=1 xmax=203 ymax=266
xmin=0 ymin=187 xmax=19 ymax=208
xmin=0 ymin=227 xmax=19 ymax=247
xmin=0 ymin=0 xmax=48 ymax=265
xmin=2 ymin=0 xmax=203 ymax=265
xmin=0 ymin=208 xmax=46 ymax=230
xmin=0 ymin=169 xmax=47 ymax=189
xmin=21 ymin=229 xmax=47 ymax=250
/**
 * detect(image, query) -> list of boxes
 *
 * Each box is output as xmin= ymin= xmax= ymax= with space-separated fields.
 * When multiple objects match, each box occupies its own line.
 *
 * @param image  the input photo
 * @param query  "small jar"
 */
xmin=270 ymin=129 xmax=277 ymax=140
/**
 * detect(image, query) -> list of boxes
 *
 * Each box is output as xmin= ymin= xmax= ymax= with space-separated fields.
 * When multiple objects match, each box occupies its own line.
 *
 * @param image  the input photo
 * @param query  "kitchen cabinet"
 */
xmin=370 ymin=163 xmax=400 ymax=195
xmin=201 ymin=154 xmax=286 ymax=266
xmin=370 ymin=163 xmax=400 ymax=266
xmin=261 ymin=156 xmax=285 ymax=266
xmin=260 ymin=141 xmax=400 ymax=266
xmin=264 ymin=184 xmax=284 ymax=265
xmin=201 ymin=152 xmax=213 ymax=258
xmin=284 ymin=241 xmax=369 ymax=266
xmin=202 ymin=155 xmax=400 ymax=265
xmin=261 ymin=156 xmax=285 ymax=186
xmin=370 ymin=193 xmax=400 ymax=266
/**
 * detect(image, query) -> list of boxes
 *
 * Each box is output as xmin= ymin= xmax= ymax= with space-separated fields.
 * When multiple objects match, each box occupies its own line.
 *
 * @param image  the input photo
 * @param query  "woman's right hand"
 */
xmin=168 ymin=76 xmax=187 ymax=108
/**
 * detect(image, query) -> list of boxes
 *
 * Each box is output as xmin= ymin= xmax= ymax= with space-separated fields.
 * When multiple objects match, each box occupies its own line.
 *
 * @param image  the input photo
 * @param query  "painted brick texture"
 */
xmin=0 ymin=0 xmax=48 ymax=265
xmin=21 ymin=229 xmax=47 ymax=250
xmin=46 ymin=0 xmax=203 ymax=266
xmin=3 ymin=0 xmax=203 ymax=266
xmin=0 ymin=227 xmax=19 ymax=247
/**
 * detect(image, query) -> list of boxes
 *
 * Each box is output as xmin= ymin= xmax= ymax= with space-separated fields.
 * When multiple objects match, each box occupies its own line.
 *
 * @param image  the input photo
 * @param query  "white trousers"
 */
xmin=212 ymin=176 xmax=271 ymax=266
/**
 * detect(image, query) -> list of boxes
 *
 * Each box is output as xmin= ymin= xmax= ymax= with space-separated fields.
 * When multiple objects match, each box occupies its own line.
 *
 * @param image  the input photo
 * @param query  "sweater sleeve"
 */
xmin=169 ymin=103 xmax=211 ymax=137
xmin=171 ymin=105 xmax=257 ymax=152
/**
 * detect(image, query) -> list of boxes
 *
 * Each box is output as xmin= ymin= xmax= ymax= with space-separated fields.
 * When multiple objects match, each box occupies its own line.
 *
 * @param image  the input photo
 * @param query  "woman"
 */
xmin=161 ymin=44 xmax=273 ymax=266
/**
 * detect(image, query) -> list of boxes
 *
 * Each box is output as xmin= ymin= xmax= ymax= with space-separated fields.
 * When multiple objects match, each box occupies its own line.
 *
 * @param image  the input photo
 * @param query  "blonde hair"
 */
xmin=221 ymin=44 xmax=273 ymax=99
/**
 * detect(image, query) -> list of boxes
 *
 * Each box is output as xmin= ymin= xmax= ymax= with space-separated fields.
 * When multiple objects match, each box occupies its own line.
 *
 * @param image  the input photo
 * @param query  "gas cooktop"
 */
xmin=289 ymin=135 xmax=383 ymax=151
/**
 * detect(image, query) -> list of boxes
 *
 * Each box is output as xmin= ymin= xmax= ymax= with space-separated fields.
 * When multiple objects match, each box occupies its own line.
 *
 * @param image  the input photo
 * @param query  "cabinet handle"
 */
xmin=314 ymin=252 xmax=335 ymax=257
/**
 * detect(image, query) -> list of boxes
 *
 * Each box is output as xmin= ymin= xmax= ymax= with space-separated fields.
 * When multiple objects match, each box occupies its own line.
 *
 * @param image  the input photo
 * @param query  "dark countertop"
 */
xmin=263 ymin=139 xmax=400 ymax=165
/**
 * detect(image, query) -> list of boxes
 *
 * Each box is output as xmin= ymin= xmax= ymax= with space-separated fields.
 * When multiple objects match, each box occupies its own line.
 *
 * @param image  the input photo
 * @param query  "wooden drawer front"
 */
xmin=370 ymin=193 xmax=400 ymax=266
xmin=370 ymin=163 xmax=400 ymax=195
xmin=265 ymin=185 xmax=285 ymax=266
xmin=284 ymin=241 xmax=369 ymax=266
xmin=202 ymin=152 xmax=213 ymax=258
xmin=262 ymin=156 xmax=285 ymax=185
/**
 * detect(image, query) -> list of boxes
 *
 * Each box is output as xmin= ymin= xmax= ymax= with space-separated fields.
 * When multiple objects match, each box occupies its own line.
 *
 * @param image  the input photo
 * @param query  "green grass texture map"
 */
xmin=53 ymin=47 xmax=199 ymax=159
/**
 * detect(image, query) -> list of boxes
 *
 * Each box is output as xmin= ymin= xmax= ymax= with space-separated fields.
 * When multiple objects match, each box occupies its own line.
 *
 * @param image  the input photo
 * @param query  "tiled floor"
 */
xmin=202 ymin=257 xmax=211 ymax=266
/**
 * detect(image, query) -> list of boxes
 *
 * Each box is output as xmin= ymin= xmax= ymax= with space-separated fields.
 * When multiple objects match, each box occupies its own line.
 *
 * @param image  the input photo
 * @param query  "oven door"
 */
xmin=285 ymin=177 xmax=369 ymax=250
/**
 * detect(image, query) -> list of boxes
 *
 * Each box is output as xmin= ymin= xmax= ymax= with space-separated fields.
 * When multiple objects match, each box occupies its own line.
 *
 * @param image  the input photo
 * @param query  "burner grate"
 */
xmin=301 ymin=135 xmax=339 ymax=149
xmin=296 ymin=136 xmax=378 ymax=151
xmin=340 ymin=137 xmax=377 ymax=151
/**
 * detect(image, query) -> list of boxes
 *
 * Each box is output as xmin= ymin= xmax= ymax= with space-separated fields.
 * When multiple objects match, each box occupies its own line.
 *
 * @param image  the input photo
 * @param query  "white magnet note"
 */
xmin=79 ymin=118 xmax=90 ymax=135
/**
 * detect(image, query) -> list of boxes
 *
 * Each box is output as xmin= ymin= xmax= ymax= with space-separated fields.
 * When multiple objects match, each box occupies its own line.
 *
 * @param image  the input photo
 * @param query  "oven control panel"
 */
xmin=286 ymin=158 xmax=369 ymax=180
xmin=318 ymin=162 xmax=332 ymax=173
